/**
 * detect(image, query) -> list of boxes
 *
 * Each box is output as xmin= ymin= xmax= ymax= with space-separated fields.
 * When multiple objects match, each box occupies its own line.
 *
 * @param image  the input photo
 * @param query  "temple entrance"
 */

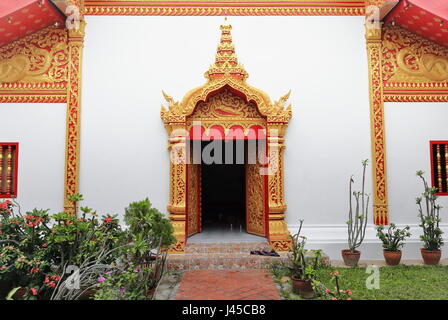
xmin=186 ymin=139 xmax=267 ymax=242
xmin=161 ymin=22 xmax=292 ymax=252
xmin=201 ymin=162 xmax=245 ymax=234
xmin=201 ymin=139 xmax=245 ymax=234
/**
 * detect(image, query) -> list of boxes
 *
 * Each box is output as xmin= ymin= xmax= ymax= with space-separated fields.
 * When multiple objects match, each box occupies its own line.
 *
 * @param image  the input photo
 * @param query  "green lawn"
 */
xmin=271 ymin=264 xmax=448 ymax=300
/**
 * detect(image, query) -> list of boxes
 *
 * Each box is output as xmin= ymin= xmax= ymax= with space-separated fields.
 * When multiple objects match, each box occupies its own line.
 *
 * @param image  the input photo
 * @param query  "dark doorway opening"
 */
xmin=201 ymin=140 xmax=246 ymax=232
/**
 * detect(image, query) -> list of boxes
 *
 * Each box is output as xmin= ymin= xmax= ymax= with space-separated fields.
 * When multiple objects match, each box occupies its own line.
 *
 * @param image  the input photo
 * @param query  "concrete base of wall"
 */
xmin=288 ymin=223 xmax=448 ymax=260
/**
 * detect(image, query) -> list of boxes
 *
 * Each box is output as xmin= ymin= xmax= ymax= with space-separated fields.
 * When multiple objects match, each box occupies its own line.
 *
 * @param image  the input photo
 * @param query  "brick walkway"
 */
xmin=175 ymin=270 xmax=281 ymax=300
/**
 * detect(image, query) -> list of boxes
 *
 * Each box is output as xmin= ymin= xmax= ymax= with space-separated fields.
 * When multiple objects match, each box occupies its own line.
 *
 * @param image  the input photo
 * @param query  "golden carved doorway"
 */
xmin=186 ymin=137 xmax=268 ymax=239
xmin=160 ymin=23 xmax=292 ymax=252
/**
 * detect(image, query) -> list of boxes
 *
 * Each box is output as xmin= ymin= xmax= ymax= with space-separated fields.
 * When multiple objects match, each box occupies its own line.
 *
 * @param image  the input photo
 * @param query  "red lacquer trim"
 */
xmin=263 ymin=139 xmax=269 ymax=237
xmin=198 ymin=163 xmax=202 ymax=233
xmin=186 ymin=161 xmax=189 ymax=237
xmin=0 ymin=143 xmax=19 ymax=199
xmin=84 ymin=0 xmax=366 ymax=16
xmin=430 ymin=140 xmax=448 ymax=196
xmin=189 ymin=125 xmax=266 ymax=140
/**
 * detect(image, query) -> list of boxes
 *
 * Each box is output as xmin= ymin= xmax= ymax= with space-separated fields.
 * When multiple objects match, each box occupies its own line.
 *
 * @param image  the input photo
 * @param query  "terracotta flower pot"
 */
xmin=292 ymin=276 xmax=315 ymax=299
xmin=383 ymin=250 xmax=402 ymax=266
xmin=341 ymin=249 xmax=361 ymax=267
xmin=421 ymin=248 xmax=442 ymax=265
xmin=146 ymin=288 xmax=156 ymax=299
xmin=12 ymin=287 xmax=27 ymax=300
xmin=0 ymin=280 xmax=12 ymax=299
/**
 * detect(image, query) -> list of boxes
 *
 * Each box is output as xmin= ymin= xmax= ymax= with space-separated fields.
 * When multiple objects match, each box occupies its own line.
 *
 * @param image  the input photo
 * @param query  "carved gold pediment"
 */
xmin=0 ymin=26 xmax=68 ymax=85
xmin=382 ymin=25 xmax=448 ymax=84
xmin=160 ymin=22 xmax=291 ymax=130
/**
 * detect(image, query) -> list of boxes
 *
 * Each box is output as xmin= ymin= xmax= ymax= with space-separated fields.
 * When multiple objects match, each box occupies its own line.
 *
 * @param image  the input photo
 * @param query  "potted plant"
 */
xmin=415 ymin=171 xmax=444 ymax=265
xmin=376 ymin=224 xmax=411 ymax=266
xmin=288 ymin=220 xmax=322 ymax=299
xmin=342 ymin=159 xmax=370 ymax=267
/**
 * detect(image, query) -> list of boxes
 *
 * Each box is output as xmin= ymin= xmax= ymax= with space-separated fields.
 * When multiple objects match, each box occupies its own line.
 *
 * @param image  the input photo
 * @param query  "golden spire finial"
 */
xmin=205 ymin=21 xmax=248 ymax=81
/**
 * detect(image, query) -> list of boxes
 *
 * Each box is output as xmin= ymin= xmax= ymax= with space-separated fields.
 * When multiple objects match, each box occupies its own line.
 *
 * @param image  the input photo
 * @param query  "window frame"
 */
xmin=430 ymin=140 xmax=448 ymax=196
xmin=0 ymin=142 xmax=19 ymax=199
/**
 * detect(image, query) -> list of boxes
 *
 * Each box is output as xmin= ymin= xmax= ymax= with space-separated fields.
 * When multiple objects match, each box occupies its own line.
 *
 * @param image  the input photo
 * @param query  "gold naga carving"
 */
xmin=396 ymin=49 xmax=448 ymax=82
xmin=382 ymin=25 xmax=448 ymax=84
xmin=0 ymin=26 xmax=68 ymax=103
xmin=0 ymin=26 xmax=68 ymax=84
xmin=191 ymin=89 xmax=261 ymax=119
xmin=161 ymin=22 xmax=292 ymax=252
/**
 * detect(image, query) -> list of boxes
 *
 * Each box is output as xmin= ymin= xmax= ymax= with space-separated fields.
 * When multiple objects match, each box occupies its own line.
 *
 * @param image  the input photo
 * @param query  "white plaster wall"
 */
xmin=81 ymin=15 xmax=372 ymax=226
xmin=385 ymin=102 xmax=448 ymax=224
xmin=0 ymin=103 xmax=66 ymax=212
xmin=4 ymin=17 xmax=447 ymax=260
xmin=382 ymin=102 xmax=448 ymax=259
xmin=303 ymin=102 xmax=448 ymax=260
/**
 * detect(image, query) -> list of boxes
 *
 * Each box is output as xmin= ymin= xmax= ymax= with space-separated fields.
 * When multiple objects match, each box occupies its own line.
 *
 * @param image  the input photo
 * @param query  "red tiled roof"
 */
xmin=384 ymin=0 xmax=448 ymax=47
xmin=0 ymin=0 xmax=65 ymax=47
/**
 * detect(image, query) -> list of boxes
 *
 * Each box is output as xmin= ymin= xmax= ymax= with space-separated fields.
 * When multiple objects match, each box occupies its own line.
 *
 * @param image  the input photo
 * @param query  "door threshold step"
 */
xmin=184 ymin=241 xmax=273 ymax=254
xmin=166 ymin=253 xmax=288 ymax=271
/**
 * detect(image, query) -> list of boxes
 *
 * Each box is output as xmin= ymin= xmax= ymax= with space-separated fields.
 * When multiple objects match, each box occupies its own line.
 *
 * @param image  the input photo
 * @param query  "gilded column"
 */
xmin=366 ymin=20 xmax=389 ymax=225
xmin=267 ymin=123 xmax=291 ymax=251
xmin=64 ymin=21 xmax=86 ymax=212
xmin=166 ymin=124 xmax=188 ymax=253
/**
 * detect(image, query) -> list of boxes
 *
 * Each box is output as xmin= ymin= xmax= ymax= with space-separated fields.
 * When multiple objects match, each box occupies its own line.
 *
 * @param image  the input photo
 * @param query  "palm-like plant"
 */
xmin=416 ymin=171 xmax=444 ymax=251
xmin=288 ymin=220 xmax=322 ymax=280
xmin=346 ymin=159 xmax=370 ymax=253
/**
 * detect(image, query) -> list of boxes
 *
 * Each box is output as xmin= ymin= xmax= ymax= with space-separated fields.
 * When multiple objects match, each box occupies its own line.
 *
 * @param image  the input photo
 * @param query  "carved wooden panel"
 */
xmin=246 ymin=162 xmax=265 ymax=236
xmin=187 ymin=163 xmax=200 ymax=236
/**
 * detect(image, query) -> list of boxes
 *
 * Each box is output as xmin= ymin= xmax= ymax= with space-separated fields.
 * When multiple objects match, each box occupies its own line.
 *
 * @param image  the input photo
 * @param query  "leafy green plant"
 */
xmin=416 ymin=171 xmax=444 ymax=251
xmin=1 ymin=196 xmax=174 ymax=300
xmin=0 ymin=201 xmax=55 ymax=299
xmin=288 ymin=220 xmax=323 ymax=280
xmin=67 ymin=193 xmax=84 ymax=216
xmin=93 ymin=264 xmax=149 ymax=300
xmin=0 ymin=195 xmax=125 ymax=300
xmin=376 ymin=223 xmax=411 ymax=252
xmin=346 ymin=159 xmax=370 ymax=253
xmin=124 ymin=198 xmax=176 ymax=252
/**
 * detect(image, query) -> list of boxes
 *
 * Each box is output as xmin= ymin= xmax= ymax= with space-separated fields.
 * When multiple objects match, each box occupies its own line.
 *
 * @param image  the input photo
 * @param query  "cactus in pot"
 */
xmin=342 ymin=159 xmax=370 ymax=266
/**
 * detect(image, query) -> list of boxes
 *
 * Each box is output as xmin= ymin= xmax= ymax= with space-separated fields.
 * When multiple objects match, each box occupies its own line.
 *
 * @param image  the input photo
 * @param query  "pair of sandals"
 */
xmin=250 ymin=249 xmax=280 ymax=257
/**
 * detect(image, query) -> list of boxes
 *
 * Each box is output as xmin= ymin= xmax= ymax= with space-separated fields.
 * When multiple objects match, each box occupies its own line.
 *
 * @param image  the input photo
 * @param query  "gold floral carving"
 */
xmin=187 ymin=164 xmax=200 ymax=236
xmin=161 ymin=22 xmax=292 ymax=252
xmin=191 ymin=89 xmax=261 ymax=119
xmin=366 ymin=23 xmax=388 ymax=225
xmin=0 ymin=26 xmax=68 ymax=102
xmin=382 ymin=25 xmax=448 ymax=102
xmin=161 ymin=77 xmax=291 ymax=126
xmin=267 ymin=125 xmax=290 ymax=250
xmin=84 ymin=1 xmax=365 ymax=16
xmin=187 ymin=88 xmax=266 ymax=133
xmin=382 ymin=25 xmax=448 ymax=83
xmin=246 ymin=163 xmax=265 ymax=236
xmin=64 ymin=21 xmax=86 ymax=212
